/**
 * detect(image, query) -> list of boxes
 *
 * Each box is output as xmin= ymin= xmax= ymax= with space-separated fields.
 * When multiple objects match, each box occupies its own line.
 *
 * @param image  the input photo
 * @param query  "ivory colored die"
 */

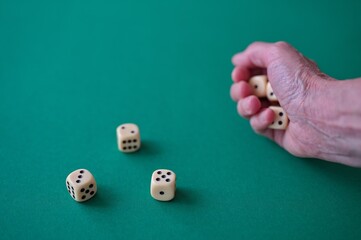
xmin=151 ymin=169 xmax=176 ymax=201
xmin=266 ymin=82 xmax=278 ymax=102
xmin=249 ymin=75 xmax=268 ymax=97
xmin=116 ymin=123 xmax=141 ymax=153
xmin=268 ymin=106 xmax=289 ymax=130
xmin=66 ymin=169 xmax=97 ymax=202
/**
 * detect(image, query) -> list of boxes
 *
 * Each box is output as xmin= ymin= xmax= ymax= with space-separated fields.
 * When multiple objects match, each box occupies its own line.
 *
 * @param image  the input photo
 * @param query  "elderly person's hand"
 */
xmin=230 ymin=41 xmax=361 ymax=167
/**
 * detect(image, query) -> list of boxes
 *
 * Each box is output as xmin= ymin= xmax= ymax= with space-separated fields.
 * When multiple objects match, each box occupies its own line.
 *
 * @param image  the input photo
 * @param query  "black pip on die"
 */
xmin=249 ymin=75 xmax=268 ymax=97
xmin=151 ymin=169 xmax=176 ymax=201
xmin=268 ymin=106 xmax=289 ymax=130
xmin=66 ymin=169 xmax=97 ymax=202
xmin=117 ymin=123 xmax=141 ymax=153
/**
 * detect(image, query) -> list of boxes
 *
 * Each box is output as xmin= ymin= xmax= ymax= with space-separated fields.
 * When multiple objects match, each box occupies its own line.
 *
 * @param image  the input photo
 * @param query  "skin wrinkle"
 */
xmin=327 ymin=113 xmax=361 ymax=135
xmin=269 ymin=49 xmax=312 ymax=106
xmin=290 ymin=66 xmax=358 ymax=160
xmin=290 ymin=121 xmax=330 ymax=158
xmin=295 ymin=71 xmax=345 ymax=159
xmin=316 ymin=81 xmax=361 ymax=137
xmin=306 ymin=79 xmax=333 ymax=119
xmin=269 ymin=62 xmax=296 ymax=105
xmin=305 ymin=116 xmax=361 ymax=163
xmin=325 ymin=121 xmax=361 ymax=159
xmin=290 ymin=76 xmax=356 ymax=161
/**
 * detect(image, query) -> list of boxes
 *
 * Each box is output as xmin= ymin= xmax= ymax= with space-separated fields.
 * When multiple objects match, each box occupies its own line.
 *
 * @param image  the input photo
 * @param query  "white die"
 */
xmin=150 ymin=169 xmax=176 ymax=201
xmin=66 ymin=169 xmax=97 ymax=202
xmin=266 ymin=82 xmax=278 ymax=102
xmin=116 ymin=123 xmax=141 ymax=153
xmin=268 ymin=106 xmax=289 ymax=130
xmin=249 ymin=75 xmax=268 ymax=97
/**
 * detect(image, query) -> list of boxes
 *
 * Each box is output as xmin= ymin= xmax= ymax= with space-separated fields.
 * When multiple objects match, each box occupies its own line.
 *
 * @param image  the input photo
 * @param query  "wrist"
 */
xmin=312 ymin=78 xmax=361 ymax=166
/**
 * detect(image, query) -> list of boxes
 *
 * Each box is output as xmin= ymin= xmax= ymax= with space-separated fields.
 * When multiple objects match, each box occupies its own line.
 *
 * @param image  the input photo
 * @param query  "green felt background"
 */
xmin=1 ymin=0 xmax=361 ymax=239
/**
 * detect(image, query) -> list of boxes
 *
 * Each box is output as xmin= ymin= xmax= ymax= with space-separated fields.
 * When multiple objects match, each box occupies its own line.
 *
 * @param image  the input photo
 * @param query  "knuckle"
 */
xmin=265 ymin=41 xmax=291 ymax=64
xmin=249 ymin=41 xmax=262 ymax=48
xmin=247 ymin=41 xmax=265 ymax=51
xmin=274 ymin=41 xmax=291 ymax=50
xmin=268 ymin=41 xmax=291 ymax=58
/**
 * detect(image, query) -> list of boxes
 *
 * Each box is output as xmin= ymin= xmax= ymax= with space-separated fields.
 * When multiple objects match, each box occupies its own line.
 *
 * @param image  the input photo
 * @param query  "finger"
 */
xmin=230 ymin=81 xmax=252 ymax=102
xmin=232 ymin=42 xmax=274 ymax=68
xmin=231 ymin=66 xmax=251 ymax=82
xmin=237 ymin=95 xmax=261 ymax=118
xmin=250 ymin=109 xmax=288 ymax=150
xmin=249 ymin=108 xmax=275 ymax=132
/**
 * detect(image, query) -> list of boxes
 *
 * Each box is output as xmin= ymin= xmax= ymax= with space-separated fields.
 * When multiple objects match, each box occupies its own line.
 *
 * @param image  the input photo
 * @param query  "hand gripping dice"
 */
xmin=151 ymin=169 xmax=176 ymax=201
xmin=116 ymin=123 xmax=141 ymax=153
xmin=66 ymin=169 xmax=97 ymax=202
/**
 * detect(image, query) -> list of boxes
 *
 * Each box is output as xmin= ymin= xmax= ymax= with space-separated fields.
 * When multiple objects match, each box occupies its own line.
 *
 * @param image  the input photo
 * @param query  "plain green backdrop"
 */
xmin=1 ymin=0 xmax=361 ymax=239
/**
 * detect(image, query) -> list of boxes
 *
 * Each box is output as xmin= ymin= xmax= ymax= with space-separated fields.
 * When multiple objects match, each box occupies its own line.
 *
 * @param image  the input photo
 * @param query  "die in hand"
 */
xmin=268 ymin=106 xmax=288 ymax=130
xmin=249 ymin=75 xmax=268 ymax=98
xmin=247 ymin=75 xmax=289 ymax=130
xmin=266 ymin=81 xmax=278 ymax=102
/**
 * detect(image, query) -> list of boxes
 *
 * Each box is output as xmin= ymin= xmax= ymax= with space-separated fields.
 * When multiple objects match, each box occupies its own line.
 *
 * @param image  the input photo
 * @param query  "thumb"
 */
xmin=265 ymin=42 xmax=325 ymax=110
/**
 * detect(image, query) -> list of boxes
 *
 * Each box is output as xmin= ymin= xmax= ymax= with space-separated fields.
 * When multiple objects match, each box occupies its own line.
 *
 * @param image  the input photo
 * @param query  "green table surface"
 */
xmin=1 ymin=1 xmax=361 ymax=239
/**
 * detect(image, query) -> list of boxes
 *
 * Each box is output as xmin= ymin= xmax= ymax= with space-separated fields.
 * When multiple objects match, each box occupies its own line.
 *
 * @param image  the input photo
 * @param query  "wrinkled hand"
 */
xmin=230 ymin=41 xmax=361 ymax=167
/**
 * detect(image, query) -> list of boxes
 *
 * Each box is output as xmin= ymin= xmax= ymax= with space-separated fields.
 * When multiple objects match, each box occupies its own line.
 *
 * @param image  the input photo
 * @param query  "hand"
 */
xmin=230 ymin=41 xmax=361 ymax=167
